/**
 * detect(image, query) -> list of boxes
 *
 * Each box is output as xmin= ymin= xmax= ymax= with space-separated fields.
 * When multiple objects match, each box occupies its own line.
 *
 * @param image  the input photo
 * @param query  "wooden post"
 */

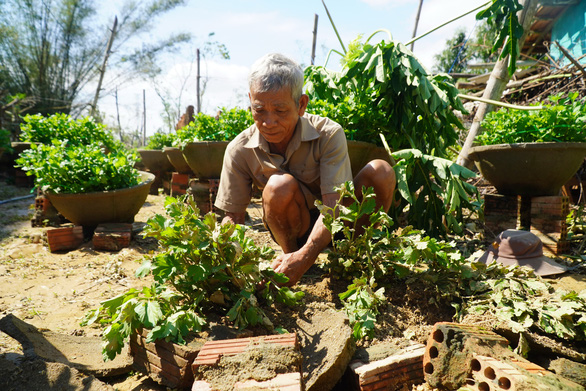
xmin=311 ymin=14 xmax=319 ymax=65
xmin=457 ymin=0 xmax=538 ymax=168
xmin=196 ymin=48 xmax=201 ymax=114
xmin=91 ymin=16 xmax=118 ymax=117
xmin=410 ymin=0 xmax=424 ymax=52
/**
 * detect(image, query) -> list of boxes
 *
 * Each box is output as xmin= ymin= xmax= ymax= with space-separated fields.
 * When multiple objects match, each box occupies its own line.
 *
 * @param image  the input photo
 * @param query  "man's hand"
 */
xmin=271 ymin=251 xmax=313 ymax=287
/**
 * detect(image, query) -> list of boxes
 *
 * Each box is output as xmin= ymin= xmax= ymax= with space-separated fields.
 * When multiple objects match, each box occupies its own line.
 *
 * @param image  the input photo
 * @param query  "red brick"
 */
xmin=93 ymin=223 xmax=132 ymax=251
xmin=46 ymin=226 xmax=84 ymax=252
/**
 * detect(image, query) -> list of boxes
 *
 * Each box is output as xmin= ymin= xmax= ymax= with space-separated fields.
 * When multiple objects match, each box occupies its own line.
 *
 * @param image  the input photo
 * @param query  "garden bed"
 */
xmin=0 ymin=179 xmax=584 ymax=390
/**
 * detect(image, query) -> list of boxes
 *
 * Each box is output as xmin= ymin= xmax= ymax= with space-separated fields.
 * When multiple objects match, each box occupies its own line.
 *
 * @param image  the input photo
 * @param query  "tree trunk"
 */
xmin=457 ymin=0 xmax=538 ymax=168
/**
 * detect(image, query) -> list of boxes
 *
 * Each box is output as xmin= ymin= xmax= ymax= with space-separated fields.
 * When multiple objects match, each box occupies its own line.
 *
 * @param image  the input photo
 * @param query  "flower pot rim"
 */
xmin=46 ymin=171 xmax=154 ymax=197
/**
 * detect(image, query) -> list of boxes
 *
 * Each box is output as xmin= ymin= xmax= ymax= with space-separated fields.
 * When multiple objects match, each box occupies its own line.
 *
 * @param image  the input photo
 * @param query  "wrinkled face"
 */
xmin=249 ymin=86 xmax=308 ymax=147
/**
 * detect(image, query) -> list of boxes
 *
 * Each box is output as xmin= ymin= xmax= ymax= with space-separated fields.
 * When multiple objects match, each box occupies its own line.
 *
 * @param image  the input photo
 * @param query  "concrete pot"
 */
xmin=137 ymin=149 xmax=174 ymax=173
xmin=346 ymin=140 xmax=394 ymax=177
xmin=468 ymin=142 xmax=586 ymax=196
xmin=163 ymin=146 xmax=194 ymax=175
xmin=182 ymin=141 xmax=229 ymax=180
xmin=45 ymin=171 xmax=154 ymax=228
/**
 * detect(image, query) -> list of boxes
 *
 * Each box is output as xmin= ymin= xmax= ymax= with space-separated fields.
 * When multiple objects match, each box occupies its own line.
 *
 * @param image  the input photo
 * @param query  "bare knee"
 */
xmin=263 ymin=173 xmax=300 ymax=206
xmin=354 ymin=159 xmax=396 ymax=210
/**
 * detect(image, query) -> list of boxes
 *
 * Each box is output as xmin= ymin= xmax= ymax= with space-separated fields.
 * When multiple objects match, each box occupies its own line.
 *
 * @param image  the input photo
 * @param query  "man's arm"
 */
xmin=271 ymin=192 xmax=338 ymax=286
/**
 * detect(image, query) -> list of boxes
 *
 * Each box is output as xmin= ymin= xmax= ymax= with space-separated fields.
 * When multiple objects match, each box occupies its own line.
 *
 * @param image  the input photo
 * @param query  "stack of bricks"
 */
xmin=349 ymin=343 xmax=426 ymax=391
xmin=171 ymin=172 xmax=190 ymax=197
xmin=530 ymin=195 xmax=569 ymax=256
xmin=32 ymin=191 xmax=66 ymax=227
xmin=130 ymin=328 xmax=202 ymax=390
xmin=93 ymin=223 xmax=133 ymax=251
xmin=188 ymin=179 xmax=221 ymax=216
xmin=483 ymin=194 xmax=519 ymax=240
xmin=46 ymin=226 xmax=84 ymax=252
xmin=483 ymin=193 xmax=570 ymax=255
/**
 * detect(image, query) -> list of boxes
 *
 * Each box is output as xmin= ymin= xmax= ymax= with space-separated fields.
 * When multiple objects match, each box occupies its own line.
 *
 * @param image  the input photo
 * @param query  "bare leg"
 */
xmin=262 ymin=173 xmax=311 ymax=253
xmin=353 ymin=159 xmax=396 ymax=230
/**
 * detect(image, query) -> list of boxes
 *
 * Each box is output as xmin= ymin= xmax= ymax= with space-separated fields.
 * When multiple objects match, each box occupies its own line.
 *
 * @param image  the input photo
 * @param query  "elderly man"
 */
xmin=214 ymin=53 xmax=396 ymax=286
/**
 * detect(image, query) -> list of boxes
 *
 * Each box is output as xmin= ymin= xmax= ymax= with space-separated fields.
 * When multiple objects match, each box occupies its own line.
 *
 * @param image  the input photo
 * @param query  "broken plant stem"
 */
xmin=458 ymin=93 xmax=544 ymax=110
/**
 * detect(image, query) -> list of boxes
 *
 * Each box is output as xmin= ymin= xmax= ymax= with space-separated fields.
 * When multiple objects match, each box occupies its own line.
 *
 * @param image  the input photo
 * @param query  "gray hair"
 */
xmin=248 ymin=53 xmax=304 ymax=104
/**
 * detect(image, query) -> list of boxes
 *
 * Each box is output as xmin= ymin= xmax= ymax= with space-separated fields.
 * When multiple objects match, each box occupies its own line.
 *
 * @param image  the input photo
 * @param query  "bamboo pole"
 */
xmin=311 ymin=14 xmax=319 ymax=65
xmin=457 ymin=0 xmax=538 ymax=168
xmin=410 ymin=0 xmax=424 ymax=52
xmin=91 ymin=17 xmax=118 ymax=117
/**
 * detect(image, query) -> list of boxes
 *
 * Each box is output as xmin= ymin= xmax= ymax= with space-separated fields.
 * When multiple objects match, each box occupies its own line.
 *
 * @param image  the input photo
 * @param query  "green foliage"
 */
xmin=82 ymin=197 xmax=303 ymax=360
xmin=391 ymin=149 xmax=483 ymax=238
xmin=304 ymin=37 xmax=466 ymax=156
xmin=174 ymin=107 xmax=253 ymax=146
xmin=476 ymin=0 xmax=524 ymax=76
xmin=456 ymin=263 xmax=586 ymax=342
xmin=15 ymin=141 xmax=140 ymax=193
xmin=145 ymin=131 xmax=175 ymax=150
xmin=320 ymin=185 xmax=586 ymax=343
xmin=477 ymin=93 xmax=586 ymax=145
xmin=18 ymin=113 xmax=118 ymax=151
xmin=0 ymin=0 xmax=190 ymax=116
xmin=0 ymin=128 xmax=12 ymax=152
xmin=433 ymin=28 xmax=468 ymax=74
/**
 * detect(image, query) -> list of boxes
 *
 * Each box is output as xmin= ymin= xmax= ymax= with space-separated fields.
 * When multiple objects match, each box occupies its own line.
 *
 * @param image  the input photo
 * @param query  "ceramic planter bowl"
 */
xmin=163 ymin=146 xmax=194 ymax=175
xmin=137 ymin=149 xmax=174 ymax=173
xmin=346 ymin=140 xmax=394 ymax=177
xmin=182 ymin=141 xmax=229 ymax=180
xmin=46 ymin=171 xmax=154 ymax=228
xmin=468 ymin=142 xmax=586 ymax=196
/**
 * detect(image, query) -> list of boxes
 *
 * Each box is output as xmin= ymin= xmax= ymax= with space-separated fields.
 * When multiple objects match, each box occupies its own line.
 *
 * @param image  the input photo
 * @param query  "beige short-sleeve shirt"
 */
xmin=214 ymin=113 xmax=352 ymax=214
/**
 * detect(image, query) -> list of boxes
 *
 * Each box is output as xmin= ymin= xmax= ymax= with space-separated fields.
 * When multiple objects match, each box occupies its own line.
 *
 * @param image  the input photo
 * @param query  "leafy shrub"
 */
xmin=321 ymin=183 xmax=586 ymax=343
xmin=304 ymin=36 xmax=466 ymax=156
xmin=174 ymin=107 xmax=253 ymax=146
xmin=15 ymin=141 xmax=140 ymax=193
xmin=82 ymin=197 xmax=304 ymax=360
xmin=144 ymin=131 xmax=175 ymax=150
xmin=0 ymin=128 xmax=12 ymax=152
xmin=19 ymin=113 xmax=119 ymax=151
xmin=477 ymin=93 xmax=586 ymax=145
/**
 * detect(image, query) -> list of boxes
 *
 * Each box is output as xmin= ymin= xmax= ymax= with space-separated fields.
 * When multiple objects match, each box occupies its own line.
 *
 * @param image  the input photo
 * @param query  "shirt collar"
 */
xmin=244 ymin=115 xmax=320 ymax=152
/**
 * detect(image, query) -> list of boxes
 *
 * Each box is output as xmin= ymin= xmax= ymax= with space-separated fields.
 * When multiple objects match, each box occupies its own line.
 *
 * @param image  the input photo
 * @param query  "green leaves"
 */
xmin=174 ymin=107 xmax=253 ymax=146
xmin=476 ymin=0 xmax=524 ymax=76
xmin=15 ymin=140 xmax=141 ymax=193
xmin=83 ymin=196 xmax=303 ymax=360
xmin=305 ymin=37 xmax=466 ymax=157
xmin=391 ymin=149 xmax=482 ymax=238
xmin=478 ymin=93 xmax=586 ymax=145
xmin=19 ymin=113 xmax=119 ymax=152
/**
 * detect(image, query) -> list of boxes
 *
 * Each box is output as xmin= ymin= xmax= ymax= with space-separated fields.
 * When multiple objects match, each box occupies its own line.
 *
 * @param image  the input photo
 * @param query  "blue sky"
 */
xmin=94 ymin=0 xmax=488 ymax=136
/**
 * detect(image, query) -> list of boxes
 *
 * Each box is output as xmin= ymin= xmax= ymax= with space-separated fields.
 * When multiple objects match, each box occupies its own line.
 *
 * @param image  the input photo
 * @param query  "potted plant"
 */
xmin=469 ymin=93 xmax=586 ymax=196
xmin=177 ymin=107 xmax=253 ymax=180
xmin=81 ymin=197 xmax=303 ymax=386
xmin=15 ymin=115 xmax=153 ymax=229
xmin=137 ymin=131 xmax=175 ymax=173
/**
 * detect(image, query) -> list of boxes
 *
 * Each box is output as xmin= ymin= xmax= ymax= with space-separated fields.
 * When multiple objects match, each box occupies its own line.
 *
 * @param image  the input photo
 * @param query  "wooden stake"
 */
xmin=91 ymin=17 xmax=118 ymax=117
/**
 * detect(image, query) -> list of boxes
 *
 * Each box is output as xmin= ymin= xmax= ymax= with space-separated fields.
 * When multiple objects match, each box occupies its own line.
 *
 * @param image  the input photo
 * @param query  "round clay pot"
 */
xmin=182 ymin=141 xmax=229 ymax=180
xmin=346 ymin=140 xmax=394 ymax=177
xmin=45 ymin=171 xmax=154 ymax=228
xmin=137 ymin=149 xmax=174 ymax=173
xmin=163 ymin=147 xmax=194 ymax=175
xmin=468 ymin=142 xmax=586 ymax=196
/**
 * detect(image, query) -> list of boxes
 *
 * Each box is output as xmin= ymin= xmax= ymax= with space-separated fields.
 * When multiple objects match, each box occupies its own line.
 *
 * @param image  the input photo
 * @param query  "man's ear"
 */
xmin=298 ymin=94 xmax=309 ymax=116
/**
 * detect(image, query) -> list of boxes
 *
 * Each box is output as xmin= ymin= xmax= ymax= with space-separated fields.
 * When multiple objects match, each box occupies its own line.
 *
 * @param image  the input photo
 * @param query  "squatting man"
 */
xmin=214 ymin=53 xmax=396 ymax=286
